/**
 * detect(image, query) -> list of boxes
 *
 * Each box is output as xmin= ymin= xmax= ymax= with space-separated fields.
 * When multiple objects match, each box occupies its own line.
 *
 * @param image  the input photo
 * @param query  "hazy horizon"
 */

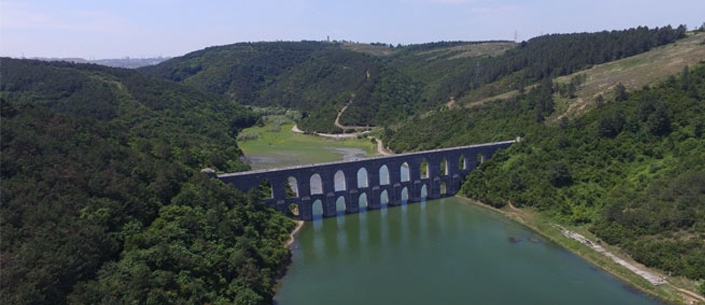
xmin=1 ymin=0 xmax=703 ymax=60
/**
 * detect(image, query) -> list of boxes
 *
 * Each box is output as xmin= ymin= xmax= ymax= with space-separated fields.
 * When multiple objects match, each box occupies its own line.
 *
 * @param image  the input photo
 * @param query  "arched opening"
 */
xmin=259 ymin=180 xmax=273 ymax=199
xmin=336 ymin=196 xmax=346 ymax=216
xmin=334 ymin=170 xmax=346 ymax=192
xmin=440 ymin=157 xmax=448 ymax=176
xmin=380 ymin=190 xmax=389 ymax=206
xmin=401 ymin=187 xmax=409 ymax=205
xmin=288 ymin=203 xmax=299 ymax=216
xmin=400 ymin=162 xmax=410 ymax=182
xmin=359 ymin=193 xmax=368 ymax=211
xmin=420 ymin=184 xmax=428 ymax=199
xmin=420 ymin=159 xmax=429 ymax=179
xmin=477 ymin=153 xmax=485 ymax=164
xmin=458 ymin=155 xmax=467 ymax=170
xmin=285 ymin=176 xmax=298 ymax=198
xmin=440 ymin=181 xmax=447 ymax=195
xmin=379 ymin=164 xmax=390 ymax=186
xmin=357 ymin=167 xmax=369 ymax=188
xmin=310 ymin=173 xmax=323 ymax=195
xmin=312 ymin=199 xmax=324 ymax=220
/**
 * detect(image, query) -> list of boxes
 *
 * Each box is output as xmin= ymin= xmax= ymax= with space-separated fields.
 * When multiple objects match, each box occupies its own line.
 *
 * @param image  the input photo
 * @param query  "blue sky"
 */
xmin=1 ymin=0 xmax=703 ymax=59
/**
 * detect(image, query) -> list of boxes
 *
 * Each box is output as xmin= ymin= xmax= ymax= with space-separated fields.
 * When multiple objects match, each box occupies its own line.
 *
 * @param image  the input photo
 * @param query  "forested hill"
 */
xmin=387 ymin=59 xmax=705 ymax=294
xmin=0 ymin=23 xmax=698 ymax=304
xmin=1 ymin=58 xmax=257 ymax=172
xmin=466 ymin=63 xmax=705 ymax=295
xmin=1 ymin=58 xmax=295 ymax=304
xmin=142 ymin=25 xmax=686 ymax=133
xmin=140 ymin=41 xmax=421 ymax=132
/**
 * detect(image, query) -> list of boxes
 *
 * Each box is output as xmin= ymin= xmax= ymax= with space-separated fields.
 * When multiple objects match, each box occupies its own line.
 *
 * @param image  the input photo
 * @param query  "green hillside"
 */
xmin=1 ymin=22 xmax=703 ymax=304
xmin=463 ymin=32 xmax=705 ymax=119
xmin=386 ymin=59 xmax=705 ymax=295
xmin=142 ymin=25 xmax=686 ymax=133
xmin=1 ymin=59 xmax=294 ymax=305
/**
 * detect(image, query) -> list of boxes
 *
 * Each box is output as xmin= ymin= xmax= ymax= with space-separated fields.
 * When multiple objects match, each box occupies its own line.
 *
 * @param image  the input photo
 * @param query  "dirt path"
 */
xmin=375 ymin=138 xmax=393 ymax=156
xmin=675 ymin=287 xmax=705 ymax=304
xmin=558 ymin=226 xmax=667 ymax=286
xmin=334 ymin=97 xmax=373 ymax=130
xmin=291 ymin=95 xmax=396 ymax=155
xmin=291 ymin=124 xmax=363 ymax=138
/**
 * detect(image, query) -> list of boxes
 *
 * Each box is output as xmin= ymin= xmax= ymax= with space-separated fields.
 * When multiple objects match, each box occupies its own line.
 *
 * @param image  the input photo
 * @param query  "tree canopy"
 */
xmin=1 ymin=59 xmax=294 ymax=305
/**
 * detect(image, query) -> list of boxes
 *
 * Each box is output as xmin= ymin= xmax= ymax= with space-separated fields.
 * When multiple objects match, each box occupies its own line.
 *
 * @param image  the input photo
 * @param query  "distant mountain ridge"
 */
xmin=23 ymin=56 xmax=170 ymax=68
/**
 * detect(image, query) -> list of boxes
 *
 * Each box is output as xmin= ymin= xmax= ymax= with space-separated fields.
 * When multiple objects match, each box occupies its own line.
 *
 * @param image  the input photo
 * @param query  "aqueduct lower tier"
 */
xmin=216 ymin=140 xmax=516 ymax=221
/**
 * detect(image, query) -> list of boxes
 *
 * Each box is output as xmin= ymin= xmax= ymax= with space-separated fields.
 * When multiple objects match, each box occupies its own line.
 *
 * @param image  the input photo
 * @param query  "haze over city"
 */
xmin=1 ymin=0 xmax=703 ymax=59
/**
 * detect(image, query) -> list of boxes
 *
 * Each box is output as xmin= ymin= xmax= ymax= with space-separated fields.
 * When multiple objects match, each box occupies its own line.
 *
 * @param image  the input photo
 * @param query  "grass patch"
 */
xmin=552 ymin=32 xmax=705 ymax=119
xmin=239 ymin=122 xmax=378 ymax=170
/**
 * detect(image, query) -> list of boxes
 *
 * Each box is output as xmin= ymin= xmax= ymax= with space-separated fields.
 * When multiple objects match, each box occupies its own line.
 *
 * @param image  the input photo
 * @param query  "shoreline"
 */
xmin=286 ymin=220 xmax=305 ymax=248
xmin=455 ymin=195 xmax=701 ymax=305
xmin=273 ymin=220 xmax=306 ymax=298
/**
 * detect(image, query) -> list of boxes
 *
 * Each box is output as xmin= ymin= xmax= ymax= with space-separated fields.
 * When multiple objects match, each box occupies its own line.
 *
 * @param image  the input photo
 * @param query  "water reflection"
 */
xmin=336 ymin=219 xmax=347 ymax=253
xmin=311 ymin=219 xmax=325 ymax=260
xmin=358 ymin=211 xmax=368 ymax=261
xmin=280 ymin=198 xmax=663 ymax=305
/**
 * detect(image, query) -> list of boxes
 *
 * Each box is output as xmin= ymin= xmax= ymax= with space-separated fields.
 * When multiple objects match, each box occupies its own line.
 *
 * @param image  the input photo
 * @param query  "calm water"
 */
xmin=275 ymin=198 xmax=662 ymax=305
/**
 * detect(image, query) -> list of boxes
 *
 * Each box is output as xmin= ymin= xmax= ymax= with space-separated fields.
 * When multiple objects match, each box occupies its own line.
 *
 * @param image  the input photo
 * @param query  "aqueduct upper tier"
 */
xmin=216 ymin=139 xmax=516 ymax=220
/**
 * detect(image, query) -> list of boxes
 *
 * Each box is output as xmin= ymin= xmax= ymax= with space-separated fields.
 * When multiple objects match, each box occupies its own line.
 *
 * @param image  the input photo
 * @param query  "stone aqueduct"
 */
xmin=216 ymin=140 xmax=516 ymax=221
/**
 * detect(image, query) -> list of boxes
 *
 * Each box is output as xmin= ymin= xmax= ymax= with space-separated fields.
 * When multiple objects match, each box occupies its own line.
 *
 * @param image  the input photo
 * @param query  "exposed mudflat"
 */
xmin=326 ymin=147 xmax=367 ymax=161
xmin=242 ymin=147 xmax=370 ymax=170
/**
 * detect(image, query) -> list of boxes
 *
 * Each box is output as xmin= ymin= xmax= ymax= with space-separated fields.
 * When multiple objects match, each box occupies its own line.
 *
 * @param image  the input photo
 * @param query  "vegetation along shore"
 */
xmin=2 ymin=24 xmax=704 ymax=304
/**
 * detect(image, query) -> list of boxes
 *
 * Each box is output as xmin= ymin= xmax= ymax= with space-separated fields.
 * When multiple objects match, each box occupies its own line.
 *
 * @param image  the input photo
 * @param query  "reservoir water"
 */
xmin=275 ymin=198 xmax=662 ymax=305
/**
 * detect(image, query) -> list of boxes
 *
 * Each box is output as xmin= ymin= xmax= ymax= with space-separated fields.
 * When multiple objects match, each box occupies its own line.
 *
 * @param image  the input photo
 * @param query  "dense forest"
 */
xmin=142 ymin=25 xmax=686 ymax=133
xmin=465 ymin=65 xmax=705 ymax=281
xmin=1 ymin=23 xmax=702 ymax=304
xmin=388 ymin=62 xmax=705 ymax=293
xmin=1 ymin=59 xmax=295 ymax=304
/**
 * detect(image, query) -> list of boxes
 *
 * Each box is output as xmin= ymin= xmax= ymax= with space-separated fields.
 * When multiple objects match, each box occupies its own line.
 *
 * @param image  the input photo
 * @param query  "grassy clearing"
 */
xmin=238 ymin=122 xmax=378 ymax=170
xmin=459 ymin=197 xmax=702 ymax=305
xmin=341 ymin=42 xmax=397 ymax=56
xmin=457 ymin=32 xmax=705 ymax=120
xmin=552 ymin=32 xmax=705 ymax=119
xmin=418 ymin=42 xmax=517 ymax=60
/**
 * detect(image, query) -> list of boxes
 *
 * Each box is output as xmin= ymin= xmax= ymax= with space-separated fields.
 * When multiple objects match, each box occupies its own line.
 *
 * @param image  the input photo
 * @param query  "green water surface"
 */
xmin=275 ymin=198 xmax=663 ymax=305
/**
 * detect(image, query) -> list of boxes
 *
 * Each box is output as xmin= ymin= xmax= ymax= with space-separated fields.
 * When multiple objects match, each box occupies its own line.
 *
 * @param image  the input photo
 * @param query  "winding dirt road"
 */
xmin=334 ymin=98 xmax=372 ymax=131
xmin=292 ymin=94 xmax=394 ymax=156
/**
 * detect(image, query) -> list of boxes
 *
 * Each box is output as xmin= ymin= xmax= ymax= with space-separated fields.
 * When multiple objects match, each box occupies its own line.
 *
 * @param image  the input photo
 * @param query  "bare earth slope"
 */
xmin=554 ymin=32 xmax=705 ymax=118
xmin=463 ymin=32 xmax=705 ymax=117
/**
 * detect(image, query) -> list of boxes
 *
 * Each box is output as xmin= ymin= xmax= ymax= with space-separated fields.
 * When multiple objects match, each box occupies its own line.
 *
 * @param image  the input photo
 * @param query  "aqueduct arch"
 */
xmin=216 ymin=140 xmax=516 ymax=221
